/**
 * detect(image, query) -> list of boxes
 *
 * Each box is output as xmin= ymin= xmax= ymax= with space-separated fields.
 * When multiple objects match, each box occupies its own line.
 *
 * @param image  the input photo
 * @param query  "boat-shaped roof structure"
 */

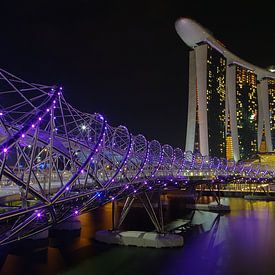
xmin=175 ymin=18 xmax=275 ymax=80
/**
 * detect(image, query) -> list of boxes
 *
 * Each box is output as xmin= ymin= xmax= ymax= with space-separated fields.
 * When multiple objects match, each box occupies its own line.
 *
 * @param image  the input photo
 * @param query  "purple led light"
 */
xmin=0 ymin=112 xmax=3 ymax=116
xmin=21 ymin=133 xmax=25 ymax=138
xmin=37 ymin=212 xmax=41 ymax=218
xmin=47 ymin=108 xmax=50 ymax=112
xmin=38 ymin=117 xmax=42 ymax=121
xmin=66 ymin=187 xmax=69 ymax=191
xmin=3 ymin=148 xmax=7 ymax=153
xmin=31 ymin=124 xmax=35 ymax=128
xmin=74 ymin=210 xmax=79 ymax=215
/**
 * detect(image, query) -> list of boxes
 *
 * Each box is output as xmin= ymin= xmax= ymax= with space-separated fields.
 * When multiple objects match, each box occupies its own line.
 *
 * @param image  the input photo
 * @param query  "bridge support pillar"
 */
xmin=215 ymin=182 xmax=221 ymax=205
xmin=137 ymin=192 xmax=164 ymax=233
xmin=187 ymin=180 xmax=230 ymax=212
xmin=112 ymin=191 xmax=165 ymax=233
xmin=53 ymin=217 xmax=81 ymax=231
xmin=95 ymin=190 xmax=183 ymax=248
xmin=114 ymin=196 xmax=135 ymax=230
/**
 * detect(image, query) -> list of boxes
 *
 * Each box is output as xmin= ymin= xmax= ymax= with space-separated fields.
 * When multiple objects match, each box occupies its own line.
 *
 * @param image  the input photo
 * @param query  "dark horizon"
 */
xmin=0 ymin=0 xmax=273 ymax=148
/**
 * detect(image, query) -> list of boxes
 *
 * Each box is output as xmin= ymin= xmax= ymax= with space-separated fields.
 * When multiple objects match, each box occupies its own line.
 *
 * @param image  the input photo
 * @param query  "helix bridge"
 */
xmin=0 ymin=68 xmax=274 ymax=246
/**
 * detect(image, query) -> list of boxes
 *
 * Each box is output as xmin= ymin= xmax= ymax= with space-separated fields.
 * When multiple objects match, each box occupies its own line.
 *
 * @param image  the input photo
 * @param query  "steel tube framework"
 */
xmin=0 ymin=68 xmax=274 ymax=246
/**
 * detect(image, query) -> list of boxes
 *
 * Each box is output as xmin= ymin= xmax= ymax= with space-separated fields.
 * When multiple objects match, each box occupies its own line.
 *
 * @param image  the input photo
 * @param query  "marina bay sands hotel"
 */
xmin=175 ymin=18 xmax=275 ymax=161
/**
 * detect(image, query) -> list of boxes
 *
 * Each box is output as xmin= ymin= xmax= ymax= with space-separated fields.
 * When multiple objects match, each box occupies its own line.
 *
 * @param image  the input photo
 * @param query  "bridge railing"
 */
xmin=0 ymin=68 xmax=274 ymax=245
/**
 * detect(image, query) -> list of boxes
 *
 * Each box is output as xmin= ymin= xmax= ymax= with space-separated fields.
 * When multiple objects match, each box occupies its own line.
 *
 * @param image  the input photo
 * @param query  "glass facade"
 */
xmin=235 ymin=66 xmax=258 ymax=159
xmin=268 ymin=78 xmax=275 ymax=148
xmin=191 ymin=44 xmax=273 ymax=160
xmin=194 ymin=81 xmax=200 ymax=152
xmin=206 ymin=45 xmax=226 ymax=157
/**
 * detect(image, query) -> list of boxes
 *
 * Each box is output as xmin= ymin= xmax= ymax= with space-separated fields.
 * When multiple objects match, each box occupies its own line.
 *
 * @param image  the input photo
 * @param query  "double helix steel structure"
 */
xmin=0 ymin=68 xmax=274 ymax=245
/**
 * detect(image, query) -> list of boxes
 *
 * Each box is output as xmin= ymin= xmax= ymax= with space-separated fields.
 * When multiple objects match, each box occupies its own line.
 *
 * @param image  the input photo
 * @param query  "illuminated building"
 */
xmin=259 ymin=127 xmax=267 ymax=153
xmin=257 ymin=77 xmax=275 ymax=151
xmin=207 ymin=46 xmax=227 ymax=157
xmin=229 ymin=65 xmax=258 ymax=159
xmin=175 ymin=18 xmax=275 ymax=161
xmin=194 ymin=81 xmax=200 ymax=152
xmin=226 ymin=114 xmax=233 ymax=160
xmin=226 ymin=133 xmax=233 ymax=160
xmin=268 ymin=79 xmax=275 ymax=147
xmin=184 ymin=43 xmax=226 ymax=157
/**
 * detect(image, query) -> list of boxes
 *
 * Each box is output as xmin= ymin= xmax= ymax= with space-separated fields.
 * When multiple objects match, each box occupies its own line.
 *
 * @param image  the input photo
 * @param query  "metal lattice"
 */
xmin=0 ymin=69 xmax=274 ymax=245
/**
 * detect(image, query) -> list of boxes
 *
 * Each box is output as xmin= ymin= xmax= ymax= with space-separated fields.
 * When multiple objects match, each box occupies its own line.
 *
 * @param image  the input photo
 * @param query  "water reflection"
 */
xmin=0 ymin=197 xmax=275 ymax=275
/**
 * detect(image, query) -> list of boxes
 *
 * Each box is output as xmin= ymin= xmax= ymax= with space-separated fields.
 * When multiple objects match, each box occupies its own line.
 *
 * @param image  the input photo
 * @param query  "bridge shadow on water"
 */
xmin=1 ymin=197 xmax=275 ymax=275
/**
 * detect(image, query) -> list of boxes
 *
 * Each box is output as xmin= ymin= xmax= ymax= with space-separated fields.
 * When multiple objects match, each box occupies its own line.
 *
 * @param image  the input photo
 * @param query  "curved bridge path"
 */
xmin=0 ymin=68 xmax=273 ymax=245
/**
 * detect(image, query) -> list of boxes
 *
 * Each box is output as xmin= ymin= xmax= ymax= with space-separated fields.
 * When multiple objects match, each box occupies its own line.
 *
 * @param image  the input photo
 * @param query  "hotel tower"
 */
xmin=175 ymin=18 xmax=275 ymax=161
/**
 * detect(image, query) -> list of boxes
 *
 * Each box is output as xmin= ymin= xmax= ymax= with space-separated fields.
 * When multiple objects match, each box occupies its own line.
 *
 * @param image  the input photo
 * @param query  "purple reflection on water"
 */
xmin=1 ymin=198 xmax=275 ymax=275
xmin=160 ymin=198 xmax=275 ymax=275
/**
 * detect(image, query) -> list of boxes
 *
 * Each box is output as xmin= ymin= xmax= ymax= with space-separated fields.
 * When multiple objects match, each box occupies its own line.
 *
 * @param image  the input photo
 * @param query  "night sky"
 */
xmin=0 ymin=1 xmax=274 ymax=148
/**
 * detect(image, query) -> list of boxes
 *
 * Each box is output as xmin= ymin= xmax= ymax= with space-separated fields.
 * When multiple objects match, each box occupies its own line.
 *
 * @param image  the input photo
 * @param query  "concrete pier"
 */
xmin=95 ymin=230 xmax=184 ymax=248
xmin=186 ymin=202 xmax=230 ymax=212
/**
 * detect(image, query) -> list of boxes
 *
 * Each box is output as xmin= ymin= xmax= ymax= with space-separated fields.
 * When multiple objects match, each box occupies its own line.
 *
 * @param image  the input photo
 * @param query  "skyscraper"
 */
xmin=175 ymin=18 xmax=275 ymax=161
xmin=268 ymin=79 xmax=275 ymax=147
xmin=257 ymin=77 xmax=275 ymax=151
xmin=232 ymin=65 xmax=258 ymax=159
xmin=207 ymin=45 xmax=227 ymax=157
xmin=185 ymin=43 xmax=226 ymax=157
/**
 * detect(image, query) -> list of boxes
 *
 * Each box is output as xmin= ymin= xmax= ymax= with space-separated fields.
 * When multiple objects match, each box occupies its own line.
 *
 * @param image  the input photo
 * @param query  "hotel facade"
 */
xmin=175 ymin=18 xmax=275 ymax=161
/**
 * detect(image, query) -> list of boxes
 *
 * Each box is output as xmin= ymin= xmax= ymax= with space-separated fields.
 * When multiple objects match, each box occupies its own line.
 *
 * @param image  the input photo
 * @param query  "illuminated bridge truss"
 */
xmin=0 ymin=68 xmax=274 ymax=246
